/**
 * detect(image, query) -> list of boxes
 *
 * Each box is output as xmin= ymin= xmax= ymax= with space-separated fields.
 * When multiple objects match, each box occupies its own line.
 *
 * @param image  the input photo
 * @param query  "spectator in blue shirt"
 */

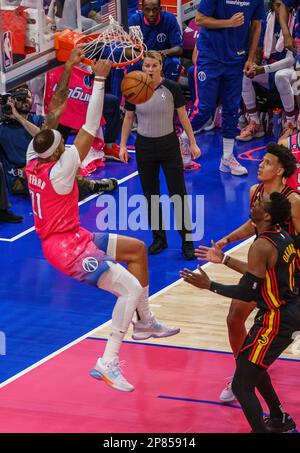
xmin=189 ymin=0 xmax=265 ymax=176
xmin=110 ymin=0 xmax=183 ymax=99
xmin=129 ymin=0 xmax=183 ymax=81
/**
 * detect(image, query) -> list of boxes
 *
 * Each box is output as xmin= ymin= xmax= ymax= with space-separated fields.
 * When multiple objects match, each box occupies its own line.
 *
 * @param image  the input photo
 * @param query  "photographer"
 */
xmin=0 ymin=86 xmax=118 ymax=198
xmin=0 ymin=87 xmax=44 ymax=195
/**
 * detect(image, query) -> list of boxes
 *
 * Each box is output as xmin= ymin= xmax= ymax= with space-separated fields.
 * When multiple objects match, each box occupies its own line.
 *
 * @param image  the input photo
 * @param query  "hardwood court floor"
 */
xmin=94 ymin=240 xmax=299 ymax=360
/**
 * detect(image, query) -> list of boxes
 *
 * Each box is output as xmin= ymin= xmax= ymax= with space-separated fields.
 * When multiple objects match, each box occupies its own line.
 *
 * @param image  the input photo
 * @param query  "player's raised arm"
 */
xmin=74 ymin=59 xmax=112 ymax=162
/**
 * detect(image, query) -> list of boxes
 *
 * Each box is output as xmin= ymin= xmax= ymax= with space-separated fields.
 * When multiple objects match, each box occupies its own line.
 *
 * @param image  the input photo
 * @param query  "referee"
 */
xmin=120 ymin=51 xmax=201 ymax=260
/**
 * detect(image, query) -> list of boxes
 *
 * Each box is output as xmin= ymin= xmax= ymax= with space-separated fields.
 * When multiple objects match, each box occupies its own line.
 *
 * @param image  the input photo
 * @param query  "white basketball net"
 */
xmin=79 ymin=16 xmax=146 ymax=66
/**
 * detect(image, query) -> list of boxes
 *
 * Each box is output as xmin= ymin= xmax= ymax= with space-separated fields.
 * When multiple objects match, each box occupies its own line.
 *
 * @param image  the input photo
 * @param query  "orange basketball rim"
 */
xmin=54 ymin=17 xmax=145 ymax=68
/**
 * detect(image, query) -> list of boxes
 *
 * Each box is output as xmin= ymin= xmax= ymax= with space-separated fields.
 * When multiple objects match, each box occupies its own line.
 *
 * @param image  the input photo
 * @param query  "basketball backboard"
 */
xmin=0 ymin=0 xmax=125 ymax=92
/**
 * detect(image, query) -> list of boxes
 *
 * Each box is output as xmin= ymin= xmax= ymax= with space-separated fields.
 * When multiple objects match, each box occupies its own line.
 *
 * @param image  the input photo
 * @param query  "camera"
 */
xmin=0 ymin=94 xmax=12 ymax=118
xmin=0 ymin=89 xmax=29 ymax=123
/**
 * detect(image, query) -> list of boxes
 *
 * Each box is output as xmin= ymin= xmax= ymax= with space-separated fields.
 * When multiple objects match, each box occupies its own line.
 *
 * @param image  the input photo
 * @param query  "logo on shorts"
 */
xmin=258 ymin=334 xmax=269 ymax=346
xmin=82 ymin=257 xmax=99 ymax=272
xmin=197 ymin=71 xmax=206 ymax=82
xmin=157 ymin=33 xmax=167 ymax=43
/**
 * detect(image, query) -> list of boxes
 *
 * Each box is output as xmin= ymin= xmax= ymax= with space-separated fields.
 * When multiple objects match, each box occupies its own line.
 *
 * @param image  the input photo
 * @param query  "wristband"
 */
xmin=94 ymin=76 xmax=106 ymax=81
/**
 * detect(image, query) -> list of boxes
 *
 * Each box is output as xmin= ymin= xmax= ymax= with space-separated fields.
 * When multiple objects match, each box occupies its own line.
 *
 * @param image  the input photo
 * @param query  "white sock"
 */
xmin=248 ymin=112 xmax=260 ymax=124
xmin=223 ymin=138 xmax=234 ymax=160
xmin=137 ymin=285 xmax=153 ymax=324
xmin=102 ymin=285 xmax=152 ymax=362
xmin=102 ymin=327 xmax=125 ymax=363
xmin=136 ymin=286 xmax=152 ymax=324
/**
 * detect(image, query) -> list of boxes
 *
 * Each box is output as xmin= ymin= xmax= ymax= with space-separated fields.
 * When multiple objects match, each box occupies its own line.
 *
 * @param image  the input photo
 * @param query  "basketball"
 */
xmin=121 ymin=71 xmax=154 ymax=104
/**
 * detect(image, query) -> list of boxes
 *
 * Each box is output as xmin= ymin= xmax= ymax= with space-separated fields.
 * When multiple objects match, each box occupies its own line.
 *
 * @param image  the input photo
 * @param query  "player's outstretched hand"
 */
xmin=195 ymin=240 xmax=224 ymax=264
xmin=179 ymin=266 xmax=211 ymax=289
xmin=67 ymin=46 xmax=85 ymax=67
xmin=91 ymin=59 xmax=112 ymax=79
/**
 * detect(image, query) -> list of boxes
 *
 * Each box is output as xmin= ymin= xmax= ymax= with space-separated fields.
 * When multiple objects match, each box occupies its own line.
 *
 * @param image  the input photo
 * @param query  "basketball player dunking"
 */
xmin=26 ymin=50 xmax=179 ymax=393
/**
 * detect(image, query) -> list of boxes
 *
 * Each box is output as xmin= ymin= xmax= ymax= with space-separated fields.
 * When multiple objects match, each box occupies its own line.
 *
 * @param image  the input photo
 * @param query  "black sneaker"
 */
xmin=264 ymin=413 xmax=296 ymax=433
xmin=0 ymin=209 xmax=23 ymax=223
xmin=148 ymin=238 xmax=168 ymax=255
xmin=90 ymin=178 xmax=118 ymax=193
xmin=182 ymin=241 xmax=196 ymax=260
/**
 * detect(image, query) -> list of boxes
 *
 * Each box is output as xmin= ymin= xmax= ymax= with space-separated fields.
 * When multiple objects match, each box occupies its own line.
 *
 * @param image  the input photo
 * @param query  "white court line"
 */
xmin=0 ymin=237 xmax=253 ymax=389
xmin=0 ymin=171 xmax=139 ymax=243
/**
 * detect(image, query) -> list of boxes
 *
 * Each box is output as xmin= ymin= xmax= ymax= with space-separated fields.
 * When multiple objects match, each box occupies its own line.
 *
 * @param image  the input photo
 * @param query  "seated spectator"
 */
xmin=236 ymin=1 xmax=297 ymax=141
xmin=80 ymin=0 xmax=101 ymax=30
xmin=111 ymin=0 xmax=183 ymax=99
xmin=0 ymin=162 xmax=23 ymax=223
xmin=129 ymin=0 xmax=183 ymax=81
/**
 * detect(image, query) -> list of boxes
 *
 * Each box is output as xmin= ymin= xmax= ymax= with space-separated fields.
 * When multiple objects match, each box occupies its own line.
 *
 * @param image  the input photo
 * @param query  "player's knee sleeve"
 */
xmin=107 ymin=233 xmax=117 ymax=260
xmin=99 ymin=264 xmax=143 ymax=333
xmin=98 ymin=263 xmax=143 ymax=300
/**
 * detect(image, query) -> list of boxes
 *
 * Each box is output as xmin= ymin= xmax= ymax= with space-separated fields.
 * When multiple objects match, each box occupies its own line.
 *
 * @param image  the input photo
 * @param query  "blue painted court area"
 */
xmin=0 ymin=130 xmax=268 ymax=383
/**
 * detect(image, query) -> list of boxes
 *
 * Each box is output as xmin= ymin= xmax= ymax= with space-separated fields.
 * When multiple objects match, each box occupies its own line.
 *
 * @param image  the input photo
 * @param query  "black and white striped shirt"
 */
xmin=125 ymin=79 xmax=186 ymax=138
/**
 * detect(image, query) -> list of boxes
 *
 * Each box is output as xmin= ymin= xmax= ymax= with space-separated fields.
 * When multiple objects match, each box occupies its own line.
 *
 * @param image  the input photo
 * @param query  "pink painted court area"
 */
xmin=0 ymin=339 xmax=299 ymax=433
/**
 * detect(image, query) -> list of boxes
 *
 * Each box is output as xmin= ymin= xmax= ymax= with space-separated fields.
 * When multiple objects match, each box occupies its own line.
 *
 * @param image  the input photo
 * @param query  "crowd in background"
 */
xmin=1 ymin=0 xmax=300 ymax=223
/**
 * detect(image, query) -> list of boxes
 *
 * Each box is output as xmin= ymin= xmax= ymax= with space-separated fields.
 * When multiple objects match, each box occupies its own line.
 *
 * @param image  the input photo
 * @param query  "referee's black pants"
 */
xmin=135 ymin=132 xmax=193 ymax=244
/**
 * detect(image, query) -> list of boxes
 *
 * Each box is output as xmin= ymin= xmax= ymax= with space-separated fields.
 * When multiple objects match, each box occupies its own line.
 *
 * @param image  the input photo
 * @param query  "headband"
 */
xmin=37 ymin=130 xmax=62 ymax=159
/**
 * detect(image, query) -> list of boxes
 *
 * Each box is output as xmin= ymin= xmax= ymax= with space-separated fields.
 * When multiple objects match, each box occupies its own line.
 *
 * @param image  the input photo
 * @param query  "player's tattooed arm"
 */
xmin=43 ymin=47 xmax=84 ymax=130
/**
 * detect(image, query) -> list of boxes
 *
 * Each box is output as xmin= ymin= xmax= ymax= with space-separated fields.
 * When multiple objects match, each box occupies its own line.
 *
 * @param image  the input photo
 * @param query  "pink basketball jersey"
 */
xmin=44 ymin=65 xmax=106 ymax=130
xmin=286 ymin=133 xmax=300 ymax=191
xmin=26 ymin=158 xmax=81 ymax=240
